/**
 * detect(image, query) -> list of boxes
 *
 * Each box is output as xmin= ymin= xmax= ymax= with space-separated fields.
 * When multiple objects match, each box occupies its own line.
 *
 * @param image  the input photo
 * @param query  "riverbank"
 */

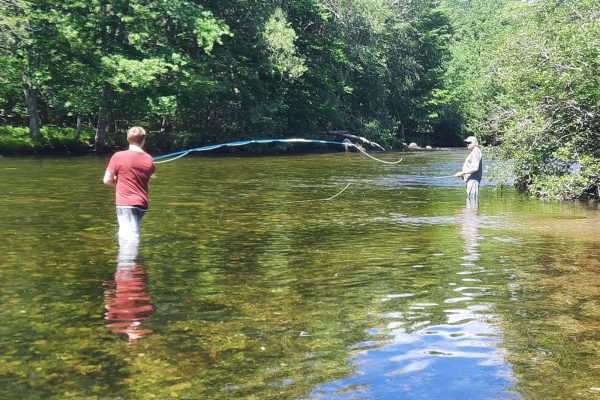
xmin=1 ymin=125 xmax=448 ymax=157
xmin=0 ymin=126 xmax=94 ymax=155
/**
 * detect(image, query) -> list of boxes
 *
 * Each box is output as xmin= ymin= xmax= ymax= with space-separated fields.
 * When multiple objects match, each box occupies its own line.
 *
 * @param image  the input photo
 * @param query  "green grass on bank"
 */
xmin=0 ymin=126 xmax=94 ymax=155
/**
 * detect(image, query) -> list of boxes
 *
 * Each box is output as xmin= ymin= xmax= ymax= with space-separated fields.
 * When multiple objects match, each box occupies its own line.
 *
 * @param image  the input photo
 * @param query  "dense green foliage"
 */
xmin=1 ymin=0 xmax=598 ymax=199
xmin=0 ymin=0 xmax=452 ymax=151
xmin=440 ymin=0 xmax=599 ymax=200
xmin=0 ymin=125 xmax=94 ymax=154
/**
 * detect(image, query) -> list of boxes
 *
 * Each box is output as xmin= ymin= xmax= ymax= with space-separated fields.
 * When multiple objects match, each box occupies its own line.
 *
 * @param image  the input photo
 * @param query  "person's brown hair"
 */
xmin=127 ymin=126 xmax=146 ymax=145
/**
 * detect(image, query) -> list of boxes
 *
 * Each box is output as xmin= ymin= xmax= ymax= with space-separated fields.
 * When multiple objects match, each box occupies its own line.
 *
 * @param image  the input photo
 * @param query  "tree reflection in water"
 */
xmin=103 ymin=238 xmax=153 ymax=340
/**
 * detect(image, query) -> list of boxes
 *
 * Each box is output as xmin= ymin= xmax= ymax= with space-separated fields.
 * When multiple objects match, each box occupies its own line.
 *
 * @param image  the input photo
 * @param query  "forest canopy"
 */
xmin=0 ymin=0 xmax=598 ymax=200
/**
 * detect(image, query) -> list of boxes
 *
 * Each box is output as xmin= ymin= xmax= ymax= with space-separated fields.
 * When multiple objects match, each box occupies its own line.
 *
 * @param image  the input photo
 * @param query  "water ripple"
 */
xmin=312 ymin=294 xmax=519 ymax=400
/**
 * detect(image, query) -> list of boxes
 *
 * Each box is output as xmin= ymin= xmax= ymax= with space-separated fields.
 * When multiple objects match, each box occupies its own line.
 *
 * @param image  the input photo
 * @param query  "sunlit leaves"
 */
xmin=263 ymin=8 xmax=307 ymax=80
xmin=102 ymin=56 xmax=170 ymax=90
xmin=194 ymin=11 xmax=232 ymax=54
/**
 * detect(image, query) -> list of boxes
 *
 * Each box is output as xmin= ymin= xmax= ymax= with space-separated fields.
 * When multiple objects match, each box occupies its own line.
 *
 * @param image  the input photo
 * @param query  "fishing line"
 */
xmin=324 ymin=182 xmax=352 ymax=200
xmin=154 ymin=151 xmax=191 ymax=164
xmin=282 ymin=182 xmax=352 ymax=203
xmin=152 ymin=138 xmax=346 ymax=161
xmin=152 ymin=138 xmax=402 ymax=165
xmin=152 ymin=138 xmax=399 ymax=203
xmin=353 ymin=145 xmax=402 ymax=165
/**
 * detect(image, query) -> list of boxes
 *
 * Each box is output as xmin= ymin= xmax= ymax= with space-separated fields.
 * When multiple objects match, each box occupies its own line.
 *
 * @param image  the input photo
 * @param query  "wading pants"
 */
xmin=466 ymin=179 xmax=480 ymax=199
xmin=116 ymin=206 xmax=146 ymax=241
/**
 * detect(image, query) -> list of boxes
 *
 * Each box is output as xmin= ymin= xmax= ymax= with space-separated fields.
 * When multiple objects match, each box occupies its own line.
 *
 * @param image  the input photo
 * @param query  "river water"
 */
xmin=0 ymin=149 xmax=598 ymax=399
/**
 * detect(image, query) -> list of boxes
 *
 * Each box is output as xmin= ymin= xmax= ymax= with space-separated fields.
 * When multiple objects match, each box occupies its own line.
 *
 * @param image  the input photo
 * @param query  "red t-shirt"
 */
xmin=107 ymin=150 xmax=155 ymax=208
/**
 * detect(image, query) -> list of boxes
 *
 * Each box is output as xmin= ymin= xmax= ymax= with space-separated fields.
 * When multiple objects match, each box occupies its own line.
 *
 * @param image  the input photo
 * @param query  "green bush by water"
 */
xmin=0 ymin=126 xmax=94 ymax=155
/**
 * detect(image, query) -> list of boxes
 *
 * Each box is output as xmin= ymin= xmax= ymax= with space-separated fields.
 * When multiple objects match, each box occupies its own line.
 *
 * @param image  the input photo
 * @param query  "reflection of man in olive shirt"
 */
xmin=455 ymin=136 xmax=483 ymax=199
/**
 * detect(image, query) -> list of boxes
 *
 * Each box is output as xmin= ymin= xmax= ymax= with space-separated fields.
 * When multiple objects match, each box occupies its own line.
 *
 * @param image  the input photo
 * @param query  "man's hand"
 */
xmin=103 ymin=170 xmax=117 ymax=187
xmin=455 ymin=171 xmax=464 ymax=179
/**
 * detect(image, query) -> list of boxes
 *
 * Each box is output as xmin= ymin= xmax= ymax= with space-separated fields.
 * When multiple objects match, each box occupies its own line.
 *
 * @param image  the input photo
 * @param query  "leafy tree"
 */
xmin=1 ymin=0 xmax=456 ymax=150
xmin=263 ymin=8 xmax=308 ymax=80
xmin=1 ymin=0 xmax=231 ymax=149
xmin=490 ymin=0 xmax=599 ymax=199
xmin=0 ymin=0 xmax=57 ymax=138
xmin=441 ymin=0 xmax=599 ymax=199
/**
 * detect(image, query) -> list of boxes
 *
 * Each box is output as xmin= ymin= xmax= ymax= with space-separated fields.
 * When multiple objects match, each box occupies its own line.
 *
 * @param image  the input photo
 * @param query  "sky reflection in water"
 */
xmin=311 ymin=200 xmax=520 ymax=400
xmin=2 ymin=152 xmax=597 ymax=399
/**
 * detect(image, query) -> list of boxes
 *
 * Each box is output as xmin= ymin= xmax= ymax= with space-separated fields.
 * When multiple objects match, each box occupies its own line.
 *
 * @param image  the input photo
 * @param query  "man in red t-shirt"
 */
xmin=103 ymin=126 xmax=155 ymax=241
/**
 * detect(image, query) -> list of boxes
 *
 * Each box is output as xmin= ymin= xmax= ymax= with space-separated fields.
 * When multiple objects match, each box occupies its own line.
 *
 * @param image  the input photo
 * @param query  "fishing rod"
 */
xmin=153 ymin=138 xmax=402 ymax=165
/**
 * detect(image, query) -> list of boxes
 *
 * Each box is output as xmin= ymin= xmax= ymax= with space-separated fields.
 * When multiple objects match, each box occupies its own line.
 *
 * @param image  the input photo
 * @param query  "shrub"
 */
xmin=0 ymin=126 xmax=94 ymax=155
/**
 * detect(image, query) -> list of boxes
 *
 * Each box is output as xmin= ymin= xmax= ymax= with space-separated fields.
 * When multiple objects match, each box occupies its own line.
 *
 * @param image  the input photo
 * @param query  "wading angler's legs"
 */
xmin=466 ymin=180 xmax=479 ymax=199
xmin=116 ymin=207 xmax=146 ymax=241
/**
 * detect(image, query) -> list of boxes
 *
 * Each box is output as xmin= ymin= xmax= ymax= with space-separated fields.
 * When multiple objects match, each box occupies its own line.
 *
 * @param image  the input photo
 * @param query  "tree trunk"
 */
xmin=161 ymin=116 xmax=167 ymax=134
xmin=23 ymin=79 xmax=41 ymax=139
xmin=95 ymin=109 xmax=112 ymax=152
xmin=75 ymin=115 xmax=83 ymax=140
xmin=399 ymin=123 xmax=406 ymax=145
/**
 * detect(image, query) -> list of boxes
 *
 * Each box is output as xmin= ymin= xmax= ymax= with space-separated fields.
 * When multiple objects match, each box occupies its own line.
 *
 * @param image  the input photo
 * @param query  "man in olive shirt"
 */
xmin=455 ymin=136 xmax=482 ymax=199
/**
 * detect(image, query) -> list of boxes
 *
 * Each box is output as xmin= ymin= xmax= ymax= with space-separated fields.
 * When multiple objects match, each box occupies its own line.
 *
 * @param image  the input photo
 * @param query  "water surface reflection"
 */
xmin=311 ymin=200 xmax=519 ymax=400
xmin=103 ymin=239 xmax=154 ymax=340
xmin=1 ymin=154 xmax=598 ymax=399
xmin=461 ymin=198 xmax=480 ymax=265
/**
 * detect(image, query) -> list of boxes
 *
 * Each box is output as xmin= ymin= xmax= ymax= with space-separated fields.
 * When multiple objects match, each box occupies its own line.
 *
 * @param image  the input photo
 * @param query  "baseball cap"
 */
xmin=464 ymin=136 xmax=478 ymax=144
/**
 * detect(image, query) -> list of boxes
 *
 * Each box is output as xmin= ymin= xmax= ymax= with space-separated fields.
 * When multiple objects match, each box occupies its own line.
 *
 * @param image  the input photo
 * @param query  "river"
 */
xmin=0 ymin=149 xmax=598 ymax=399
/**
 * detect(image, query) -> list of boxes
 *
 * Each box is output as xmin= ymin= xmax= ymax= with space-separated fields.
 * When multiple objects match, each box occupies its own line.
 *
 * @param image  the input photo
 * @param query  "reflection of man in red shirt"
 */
xmin=104 ymin=239 xmax=153 ymax=340
xmin=103 ymin=126 xmax=155 ymax=241
xmin=104 ymin=263 xmax=153 ymax=340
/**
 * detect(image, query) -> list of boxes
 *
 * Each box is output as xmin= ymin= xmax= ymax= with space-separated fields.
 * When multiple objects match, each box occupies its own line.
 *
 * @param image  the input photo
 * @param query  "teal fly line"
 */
xmin=151 ymin=137 xmax=401 ymax=203
xmin=153 ymin=138 xmax=402 ymax=165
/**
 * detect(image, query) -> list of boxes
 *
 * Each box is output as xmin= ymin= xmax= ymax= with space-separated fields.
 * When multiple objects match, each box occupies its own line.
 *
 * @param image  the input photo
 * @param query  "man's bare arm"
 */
xmin=103 ymin=170 xmax=117 ymax=187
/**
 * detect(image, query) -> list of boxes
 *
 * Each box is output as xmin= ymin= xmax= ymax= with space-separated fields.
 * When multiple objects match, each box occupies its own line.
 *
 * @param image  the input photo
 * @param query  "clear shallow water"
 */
xmin=0 ymin=150 xmax=599 ymax=399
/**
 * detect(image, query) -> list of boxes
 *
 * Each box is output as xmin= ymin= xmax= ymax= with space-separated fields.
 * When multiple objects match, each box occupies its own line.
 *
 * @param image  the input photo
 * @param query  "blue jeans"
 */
xmin=116 ymin=206 xmax=146 ymax=241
